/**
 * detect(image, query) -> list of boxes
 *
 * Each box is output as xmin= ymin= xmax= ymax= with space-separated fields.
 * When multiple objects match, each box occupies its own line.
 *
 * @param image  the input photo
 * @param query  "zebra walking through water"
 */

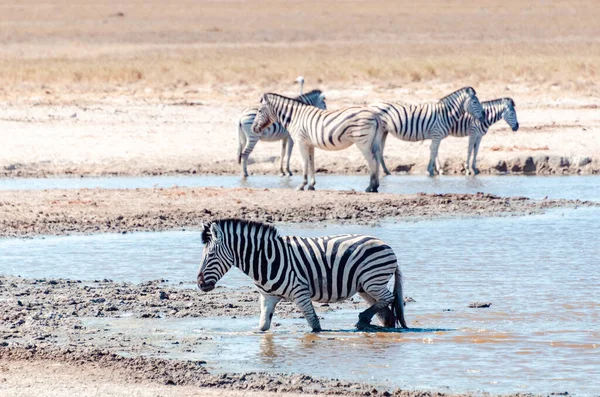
xmin=370 ymin=87 xmax=485 ymax=176
xmin=251 ymin=93 xmax=384 ymax=192
xmin=197 ymin=219 xmax=408 ymax=332
xmin=449 ymin=98 xmax=519 ymax=175
xmin=238 ymin=88 xmax=327 ymax=178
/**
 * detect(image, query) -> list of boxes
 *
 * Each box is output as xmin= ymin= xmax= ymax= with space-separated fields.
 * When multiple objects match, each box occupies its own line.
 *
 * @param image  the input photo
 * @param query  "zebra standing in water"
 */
xmin=252 ymin=93 xmax=384 ymax=192
xmin=449 ymin=98 xmax=519 ymax=175
xmin=371 ymin=87 xmax=485 ymax=176
xmin=238 ymin=88 xmax=326 ymax=178
xmin=197 ymin=219 xmax=408 ymax=332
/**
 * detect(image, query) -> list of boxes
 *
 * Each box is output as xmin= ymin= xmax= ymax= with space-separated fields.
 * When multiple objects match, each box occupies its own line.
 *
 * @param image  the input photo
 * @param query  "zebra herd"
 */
xmin=197 ymin=78 xmax=520 ymax=331
xmin=238 ymin=77 xmax=520 ymax=191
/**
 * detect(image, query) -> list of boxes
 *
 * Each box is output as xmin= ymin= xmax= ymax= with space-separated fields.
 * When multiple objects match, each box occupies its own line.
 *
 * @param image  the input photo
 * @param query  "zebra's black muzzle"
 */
xmin=512 ymin=123 xmax=519 ymax=132
xmin=197 ymin=272 xmax=216 ymax=292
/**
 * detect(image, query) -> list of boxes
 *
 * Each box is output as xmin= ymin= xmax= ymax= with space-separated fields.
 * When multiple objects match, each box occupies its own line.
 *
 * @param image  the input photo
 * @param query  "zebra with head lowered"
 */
xmin=370 ymin=87 xmax=485 ymax=176
xmin=197 ymin=219 xmax=408 ymax=332
xmin=238 ymin=89 xmax=327 ymax=178
xmin=252 ymin=93 xmax=384 ymax=192
xmin=449 ymin=98 xmax=519 ymax=175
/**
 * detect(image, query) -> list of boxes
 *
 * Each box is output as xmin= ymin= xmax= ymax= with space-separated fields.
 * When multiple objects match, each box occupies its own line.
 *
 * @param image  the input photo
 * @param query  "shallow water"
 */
xmin=0 ymin=174 xmax=599 ymax=201
xmin=1 ymin=208 xmax=599 ymax=395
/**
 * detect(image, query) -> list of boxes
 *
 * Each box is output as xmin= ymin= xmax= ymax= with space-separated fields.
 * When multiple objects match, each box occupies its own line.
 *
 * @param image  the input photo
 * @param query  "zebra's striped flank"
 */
xmin=238 ymin=89 xmax=326 ymax=178
xmin=252 ymin=93 xmax=384 ymax=192
xmin=197 ymin=218 xmax=408 ymax=331
xmin=371 ymin=87 xmax=484 ymax=176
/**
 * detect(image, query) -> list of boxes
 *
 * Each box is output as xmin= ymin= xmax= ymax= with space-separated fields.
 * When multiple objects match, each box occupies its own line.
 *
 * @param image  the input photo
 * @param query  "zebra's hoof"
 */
xmin=295 ymin=185 xmax=305 ymax=191
xmin=474 ymin=168 xmax=480 ymax=175
xmin=365 ymin=187 xmax=378 ymax=193
xmin=307 ymin=185 xmax=315 ymax=191
xmin=287 ymin=171 xmax=293 ymax=177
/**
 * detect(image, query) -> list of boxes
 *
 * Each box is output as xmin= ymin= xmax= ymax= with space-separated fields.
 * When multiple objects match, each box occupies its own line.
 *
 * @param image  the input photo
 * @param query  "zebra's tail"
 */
xmin=237 ymin=121 xmax=245 ymax=164
xmin=392 ymin=267 xmax=409 ymax=329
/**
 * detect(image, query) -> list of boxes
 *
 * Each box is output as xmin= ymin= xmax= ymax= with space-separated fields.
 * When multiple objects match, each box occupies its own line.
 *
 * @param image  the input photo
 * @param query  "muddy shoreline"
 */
xmin=0 ymin=276 xmax=541 ymax=396
xmin=0 ymin=187 xmax=594 ymax=238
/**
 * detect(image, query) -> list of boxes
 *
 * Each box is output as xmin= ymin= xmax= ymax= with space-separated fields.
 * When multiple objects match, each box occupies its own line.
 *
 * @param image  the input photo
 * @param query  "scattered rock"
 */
xmin=468 ymin=302 xmax=492 ymax=308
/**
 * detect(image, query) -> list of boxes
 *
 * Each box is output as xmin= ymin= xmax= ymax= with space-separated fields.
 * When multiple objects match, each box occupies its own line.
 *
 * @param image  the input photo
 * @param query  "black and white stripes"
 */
xmin=371 ymin=87 xmax=485 ymax=176
xmin=197 ymin=219 xmax=408 ymax=332
xmin=449 ymin=98 xmax=519 ymax=175
xmin=251 ymin=93 xmax=384 ymax=192
xmin=237 ymin=89 xmax=326 ymax=178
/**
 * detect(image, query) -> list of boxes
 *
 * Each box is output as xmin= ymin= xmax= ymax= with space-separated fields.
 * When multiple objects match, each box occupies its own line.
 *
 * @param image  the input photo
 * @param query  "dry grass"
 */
xmin=0 ymin=0 xmax=598 ymax=98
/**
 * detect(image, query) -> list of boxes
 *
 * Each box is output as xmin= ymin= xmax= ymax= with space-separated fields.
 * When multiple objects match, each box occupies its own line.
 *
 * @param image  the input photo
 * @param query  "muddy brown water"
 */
xmin=0 ymin=175 xmax=599 ymax=201
xmin=1 ymin=207 xmax=599 ymax=395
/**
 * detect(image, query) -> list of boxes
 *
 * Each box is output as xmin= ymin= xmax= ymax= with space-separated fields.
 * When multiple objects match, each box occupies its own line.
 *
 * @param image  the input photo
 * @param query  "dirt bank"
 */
xmin=0 ymin=187 xmax=593 ymax=238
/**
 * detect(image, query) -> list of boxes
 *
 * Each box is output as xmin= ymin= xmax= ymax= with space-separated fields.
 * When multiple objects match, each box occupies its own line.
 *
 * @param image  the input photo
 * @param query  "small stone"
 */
xmin=159 ymin=291 xmax=169 ymax=300
xmin=468 ymin=302 xmax=492 ymax=308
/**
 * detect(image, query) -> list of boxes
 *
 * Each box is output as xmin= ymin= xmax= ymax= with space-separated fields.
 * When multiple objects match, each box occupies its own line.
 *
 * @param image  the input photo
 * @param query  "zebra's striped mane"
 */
xmin=201 ymin=218 xmax=280 ymax=244
xmin=440 ymin=86 xmax=476 ymax=102
xmin=483 ymin=98 xmax=515 ymax=109
xmin=263 ymin=92 xmax=316 ymax=106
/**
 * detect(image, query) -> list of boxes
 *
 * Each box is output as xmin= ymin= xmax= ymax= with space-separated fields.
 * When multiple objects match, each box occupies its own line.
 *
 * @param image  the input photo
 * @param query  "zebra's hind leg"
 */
xmin=259 ymin=292 xmax=282 ymax=331
xmin=241 ymin=138 xmax=259 ymax=179
xmin=355 ymin=141 xmax=380 ymax=193
xmin=358 ymin=292 xmax=394 ymax=327
xmin=356 ymin=287 xmax=394 ymax=327
xmin=279 ymin=139 xmax=287 ymax=177
xmin=293 ymin=291 xmax=322 ymax=332
xmin=285 ymin=138 xmax=294 ymax=176
xmin=307 ymin=146 xmax=316 ymax=190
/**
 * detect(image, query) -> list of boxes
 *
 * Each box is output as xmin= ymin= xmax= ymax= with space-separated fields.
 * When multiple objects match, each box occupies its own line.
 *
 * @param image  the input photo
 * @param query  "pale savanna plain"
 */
xmin=0 ymin=1 xmax=599 ymax=397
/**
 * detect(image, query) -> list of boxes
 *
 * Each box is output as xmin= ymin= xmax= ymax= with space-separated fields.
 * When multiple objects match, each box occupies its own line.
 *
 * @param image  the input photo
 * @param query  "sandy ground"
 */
xmin=0 ymin=361 xmax=316 ymax=397
xmin=0 ymin=0 xmax=599 ymax=178
xmin=0 ymin=187 xmax=593 ymax=238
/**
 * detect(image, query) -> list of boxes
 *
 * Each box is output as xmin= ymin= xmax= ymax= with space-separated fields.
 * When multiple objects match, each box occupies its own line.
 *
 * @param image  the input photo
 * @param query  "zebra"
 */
xmin=251 ymin=93 xmax=384 ymax=192
xmin=448 ymin=98 xmax=519 ymax=175
xmin=197 ymin=218 xmax=408 ymax=332
xmin=370 ymin=87 xmax=485 ymax=177
xmin=237 ymin=89 xmax=326 ymax=178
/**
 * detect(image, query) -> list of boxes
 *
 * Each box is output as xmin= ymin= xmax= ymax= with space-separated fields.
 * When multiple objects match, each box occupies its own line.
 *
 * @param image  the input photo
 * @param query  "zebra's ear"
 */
xmin=319 ymin=92 xmax=326 ymax=101
xmin=210 ymin=222 xmax=223 ymax=243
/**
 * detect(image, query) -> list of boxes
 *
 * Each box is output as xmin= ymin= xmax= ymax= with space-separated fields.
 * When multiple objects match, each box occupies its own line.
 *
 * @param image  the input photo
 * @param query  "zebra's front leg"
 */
xmin=258 ymin=292 xmax=282 ymax=331
xmin=279 ymin=139 xmax=287 ymax=177
xmin=472 ymin=136 xmax=482 ymax=175
xmin=296 ymin=143 xmax=310 ymax=191
xmin=465 ymin=134 xmax=476 ymax=175
xmin=427 ymin=138 xmax=442 ymax=177
xmin=307 ymin=146 xmax=316 ymax=190
xmin=285 ymin=138 xmax=294 ymax=176
xmin=294 ymin=291 xmax=322 ymax=332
